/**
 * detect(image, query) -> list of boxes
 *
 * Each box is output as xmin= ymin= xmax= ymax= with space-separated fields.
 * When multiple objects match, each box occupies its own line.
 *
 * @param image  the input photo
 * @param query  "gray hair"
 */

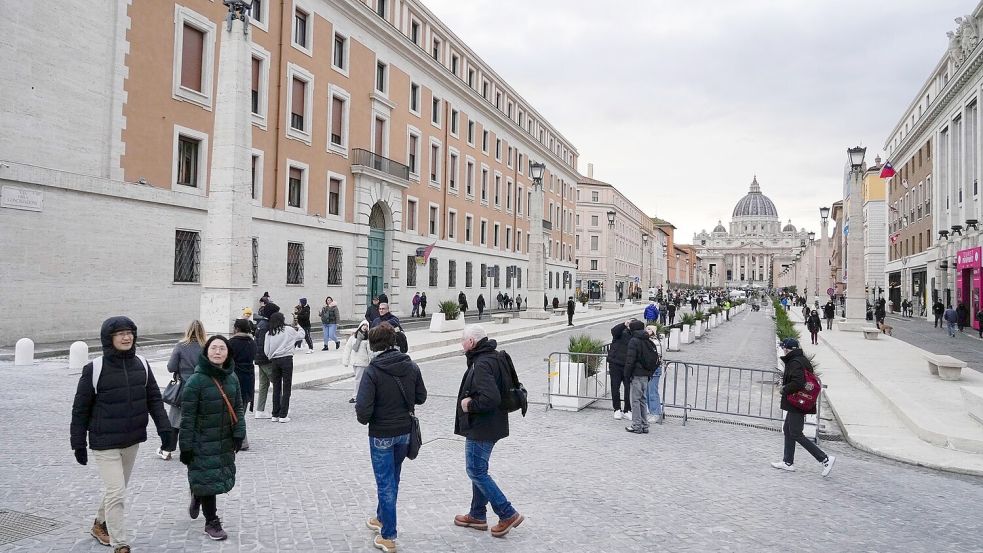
xmin=462 ymin=324 xmax=487 ymax=342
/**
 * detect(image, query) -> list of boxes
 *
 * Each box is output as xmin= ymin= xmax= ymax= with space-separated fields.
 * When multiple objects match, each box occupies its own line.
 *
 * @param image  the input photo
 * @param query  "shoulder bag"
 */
xmin=391 ymin=375 xmax=422 ymax=460
xmin=210 ymin=376 xmax=240 ymax=429
xmin=161 ymin=372 xmax=183 ymax=406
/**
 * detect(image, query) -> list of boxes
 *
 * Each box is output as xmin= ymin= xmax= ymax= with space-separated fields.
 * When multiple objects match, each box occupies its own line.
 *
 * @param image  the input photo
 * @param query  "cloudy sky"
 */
xmin=425 ymin=0 xmax=970 ymax=241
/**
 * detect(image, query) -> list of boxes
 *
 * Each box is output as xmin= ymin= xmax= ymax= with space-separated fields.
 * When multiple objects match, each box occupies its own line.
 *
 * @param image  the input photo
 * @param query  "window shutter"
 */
xmin=181 ymin=25 xmax=205 ymax=92
xmin=251 ymin=57 xmax=260 ymax=92
xmin=289 ymin=167 xmax=302 ymax=181
xmin=331 ymin=97 xmax=344 ymax=140
xmin=291 ymin=78 xmax=305 ymax=117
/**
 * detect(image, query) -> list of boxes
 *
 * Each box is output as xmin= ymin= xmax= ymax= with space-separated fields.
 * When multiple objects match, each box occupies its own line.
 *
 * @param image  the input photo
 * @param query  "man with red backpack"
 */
xmin=772 ymin=338 xmax=836 ymax=477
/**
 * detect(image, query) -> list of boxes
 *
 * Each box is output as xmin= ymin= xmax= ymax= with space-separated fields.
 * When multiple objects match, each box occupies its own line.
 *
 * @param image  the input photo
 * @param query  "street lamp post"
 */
xmin=521 ymin=161 xmax=551 ymax=319
xmin=606 ymin=209 xmax=617 ymax=303
xmin=844 ymin=146 xmax=867 ymax=325
xmin=820 ymin=206 xmax=831 ymax=300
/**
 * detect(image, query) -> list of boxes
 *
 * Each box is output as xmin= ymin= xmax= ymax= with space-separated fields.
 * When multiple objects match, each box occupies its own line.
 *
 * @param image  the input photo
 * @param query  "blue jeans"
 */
xmin=647 ymin=372 xmax=662 ymax=415
xmin=465 ymin=440 xmax=516 ymax=521
xmin=322 ymin=323 xmax=338 ymax=344
xmin=369 ymin=434 xmax=410 ymax=539
xmin=947 ymin=321 xmax=957 ymax=337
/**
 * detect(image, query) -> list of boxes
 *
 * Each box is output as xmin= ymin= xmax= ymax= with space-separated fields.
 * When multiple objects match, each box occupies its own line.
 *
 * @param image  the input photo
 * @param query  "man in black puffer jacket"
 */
xmin=624 ymin=320 xmax=658 ymax=434
xmin=607 ymin=320 xmax=635 ymax=421
xmin=253 ymin=298 xmax=279 ymax=419
xmin=70 ymin=316 xmax=171 ymax=552
xmin=453 ymin=325 xmax=524 ymax=538
xmin=772 ymin=338 xmax=836 ymax=476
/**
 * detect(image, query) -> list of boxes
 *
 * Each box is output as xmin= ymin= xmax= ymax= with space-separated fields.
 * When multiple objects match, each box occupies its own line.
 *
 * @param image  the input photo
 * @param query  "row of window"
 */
xmin=173 ymin=230 xmax=342 ymax=286
xmin=405 ymin=258 xmax=522 ymax=290
xmin=404 ymin=198 xmax=526 ymax=250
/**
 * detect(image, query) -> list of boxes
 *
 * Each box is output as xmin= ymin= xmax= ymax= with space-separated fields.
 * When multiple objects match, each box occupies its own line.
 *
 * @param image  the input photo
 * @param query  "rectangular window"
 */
xmin=406 ymin=199 xmax=417 ymax=231
xmin=517 ymin=185 xmax=523 ymax=214
xmin=516 ymin=230 xmax=522 ymax=253
xmin=410 ymin=21 xmax=420 ymax=45
xmin=481 ymin=169 xmax=488 ymax=201
xmin=432 ymin=97 xmax=441 ymax=125
xmin=376 ymin=0 xmax=387 ymax=18
xmin=287 ymin=242 xmax=304 ymax=284
xmin=506 ymin=227 xmax=512 ymax=250
xmin=429 ymin=204 xmax=438 ymax=235
xmin=432 ymin=37 xmax=441 ymax=61
xmin=591 ymin=215 xmax=598 ymax=226
xmin=180 ymin=24 xmax=205 ymax=92
xmin=495 ymin=91 xmax=501 ymax=109
xmin=480 ymin=220 xmax=487 ymax=245
xmin=327 ymin=247 xmax=342 ymax=285
xmin=251 ymin=237 xmax=259 ymax=284
xmin=250 ymin=56 xmax=261 ymax=113
xmin=376 ymin=61 xmax=387 ymax=93
xmin=591 ymin=235 xmax=599 ymax=250
xmin=465 ymin=215 xmax=473 ymax=242
xmin=406 ymin=255 xmax=417 ymax=286
xmin=494 ymin=266 xmax=500 ymax=289
xmin=466 ymin=161 xmax=474 ymax=195
xmin=494 ymin=175 xmax=501 ymax=206
xmin=467 ymin=121 xmax=475 ymax=144
xmin=466 ymin=261 xmax=473 ymax=287
xmin=468 ymin=69 xmax=475 ymax=88
xmin=451 ymin=110 xmax=459 ymax=134
xmin=451 ymin=54 xmax=459 ymax=75
xmin=333 ymin=35 xmax=347 ymax=70
xmin=410 ymin=83 xmax=420 ymax=113
xmin=176 ymin=136 xmax=200 ymax=187
xmin=449 ymin=153 xmax=458 ymax=189
xmin=506 ymin=181 xmax=512 ymax=210
xmin=330 ymin=96 xmax=345 ymax=146
xmin=251 ymin=0 xmax=265 ymax=24
xmin=592 ymin=191 xmax=599 ymax=202
xmin=408 ymin=134 xmax=419 ymax=174
xmin=493 ymin=223 xmax=500 ymax=247
xmin=251 ymin=154 xmax=260 ymax=199
xmin=288 ymin=166 xmax=303 ymax=208
xmin=482 ymin=80 xmax=489 ymax=99
xmin=430 ymin=143 xmax=440 ymax=182
xmin=290 ymin=77 xmax=306 ymax=131
xmin=448 ymin=259 xmax=457 ymax=287
xmin=482 ymin=130 xmax=488 ymax=153
xmin=429 ymin=258 xmax=439 ymax=287
xmin=448 ymin=210 xmax=457 ymax=239
xmin=495 ymin=139 xmax=501 ymax=160
xmin=293 ymin=9 xmax=308 ymax=49
xmin=174 ymin=230 xmax=201 ymax=283
xmin=328 ymin=177 xmax=341 ymax=215
xmin=591 ymin=259 xmax=598 ymax=271
xmin=480 ymin=263 xmax=487 ymax=288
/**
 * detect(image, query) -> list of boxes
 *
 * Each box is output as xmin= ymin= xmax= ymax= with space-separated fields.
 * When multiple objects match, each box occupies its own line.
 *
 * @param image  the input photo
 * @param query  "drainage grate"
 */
xmin=0 ymin=509 xmax=66 ymax=545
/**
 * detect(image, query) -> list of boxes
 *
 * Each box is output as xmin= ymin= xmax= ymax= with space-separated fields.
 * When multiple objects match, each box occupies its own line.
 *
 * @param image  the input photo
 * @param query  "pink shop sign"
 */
xmin=957 ymin=247 xmax=982 ymax=269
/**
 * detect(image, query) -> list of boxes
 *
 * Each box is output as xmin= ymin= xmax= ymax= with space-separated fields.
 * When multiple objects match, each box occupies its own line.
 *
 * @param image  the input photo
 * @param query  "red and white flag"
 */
xmin=422 ymin=241 xmax=436 ymax=262
xmin=879 ymin=162 xmax=896 ymax=179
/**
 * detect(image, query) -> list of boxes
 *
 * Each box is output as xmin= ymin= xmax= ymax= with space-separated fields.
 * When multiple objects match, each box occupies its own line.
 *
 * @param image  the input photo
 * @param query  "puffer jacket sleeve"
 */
xmin=355 ymin=366 xmax=376 ymax=425
xmin=232 ymin=376 xmax=246 ymax=440
xmin=624 ymin=338 xmax=639 ymax=381
xmin=70 ymin=363 xmax=95 ymax=449
xmin=413 ymin=363 xmax=428 ymax=406
xmin=145 ymin=366 xmax=171 ymax=432
xmin=781 ymin=359 xmax=806 ymax=396
xmin=179 ymin=375 xmax=202 ymax=452
xmin=467 ymin=356 xmax=501 ymax=413
xmin=341 ymin=336 xmax=355 ymax=367
xmin=167 ymin=345 xmax=181 ymax=374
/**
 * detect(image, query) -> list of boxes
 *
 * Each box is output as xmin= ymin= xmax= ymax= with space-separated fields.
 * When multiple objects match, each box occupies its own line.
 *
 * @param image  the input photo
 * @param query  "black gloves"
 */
xmin=180 ymin=450 xmax=194 ymax=465
xmin=233 ymin=438 xmax=243 ymax=453
xmin=74 ymin=448 xmax=88 ymax=466
xmin=158 ymin=429 xmax=172 ymax=450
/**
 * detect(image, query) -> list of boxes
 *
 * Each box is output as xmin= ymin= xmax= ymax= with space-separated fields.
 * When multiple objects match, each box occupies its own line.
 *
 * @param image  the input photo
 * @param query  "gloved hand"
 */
xmin=180 ymin=449 xmax=194 ymax=465
xmin=233 ymin=438 xmax=243 ymax=453
xmin=158 ymin=429 xmax=172 ymax=451
xmin=74 ymin=448 xmax=88 ymax=466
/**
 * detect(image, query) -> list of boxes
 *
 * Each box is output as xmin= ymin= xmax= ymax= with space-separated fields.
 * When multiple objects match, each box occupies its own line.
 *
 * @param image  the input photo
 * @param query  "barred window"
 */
xmin=516 ymin=267 xmax=522 ymax=289
xmin=406 ymin=255 xmax=417 ymax=287
xmin=287 ymin=242 xmax=304 ymax=284
xmin=448 ymin=260 xmax=457 ymax=288
xmin=506 ymin=266 xmax=512 ymax=289
xmin=327 ymin=247 xmax=342 ymax=285
xmin=465 ymin=261 xmax=473 ymax=288
xmin=251 ymin=237 xmax=259 ymax=285
xmin=429 ymin=258 xmax=438 ymax=287
xmin=493 ymin=265 xmax=500 ymax=289
xmin=174 ymin=230 xmax=200 ymax=283
xmin=480 ymin=263 xmax=487 ymax=288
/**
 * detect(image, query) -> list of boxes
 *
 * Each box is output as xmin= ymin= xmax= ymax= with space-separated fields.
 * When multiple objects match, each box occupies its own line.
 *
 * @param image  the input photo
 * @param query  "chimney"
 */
xmin=587 ymin=163 xmax=594 ymax=178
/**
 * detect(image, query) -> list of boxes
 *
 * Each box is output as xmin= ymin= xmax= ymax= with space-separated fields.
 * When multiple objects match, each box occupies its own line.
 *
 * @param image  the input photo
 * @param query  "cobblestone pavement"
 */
xmin=885 ymin=313 xmax=983 ymax=373
xmin=3 ymin=311 xmax=983 ymax=552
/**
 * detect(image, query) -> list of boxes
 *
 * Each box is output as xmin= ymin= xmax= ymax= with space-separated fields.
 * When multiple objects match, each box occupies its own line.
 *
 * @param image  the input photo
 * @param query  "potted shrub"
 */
xmin=550 ymin=334 xmax=605 ymax=411
xmin=693 ymin=311 xmax=705 ymax=339
xmin=430 ymin=299 xmax=466 ymax=333
xmin=680 ymin=313 xmax=696 ymax=344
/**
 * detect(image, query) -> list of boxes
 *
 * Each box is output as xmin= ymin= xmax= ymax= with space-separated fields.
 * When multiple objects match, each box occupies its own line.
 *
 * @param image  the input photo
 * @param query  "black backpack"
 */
xmin=497 ymin=350 xmax=528 ymax=416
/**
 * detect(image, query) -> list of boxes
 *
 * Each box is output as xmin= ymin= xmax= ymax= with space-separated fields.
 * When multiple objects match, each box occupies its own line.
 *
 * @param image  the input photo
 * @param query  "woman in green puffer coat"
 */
xmin=179 ymin=335 xmax=246 ymax=542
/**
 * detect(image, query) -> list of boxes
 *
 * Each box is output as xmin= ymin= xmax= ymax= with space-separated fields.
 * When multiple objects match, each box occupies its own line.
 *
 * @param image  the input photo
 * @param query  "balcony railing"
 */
xmin=351 ymin=148 xmax=410 ymax=181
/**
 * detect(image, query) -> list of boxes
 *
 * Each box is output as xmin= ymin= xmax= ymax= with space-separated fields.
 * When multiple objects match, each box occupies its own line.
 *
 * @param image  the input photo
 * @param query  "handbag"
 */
xmin=210 ymin=376 xmax=240 ymax=429
xmin=391 ymin=375 xmax=422 ymax=460
xmin=161 ymin=374 xmax=183 ymax=406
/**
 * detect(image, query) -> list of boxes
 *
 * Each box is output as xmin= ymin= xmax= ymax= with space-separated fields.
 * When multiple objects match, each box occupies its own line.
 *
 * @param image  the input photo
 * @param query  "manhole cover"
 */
xmin=0 ymin=509 xmax=66 ymax=545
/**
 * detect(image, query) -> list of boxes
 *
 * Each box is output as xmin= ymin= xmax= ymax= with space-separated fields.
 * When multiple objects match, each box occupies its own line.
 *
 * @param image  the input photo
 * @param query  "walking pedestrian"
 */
xmin=823 ymin=300 xmax=835 ymax=330
xmin=371 ymin=303 xmax=402 ymax=330
xmin=644 ymin=301 xmax=659 ymax=325
xmin=459 ymin=291 xmax=469 ymax=317
xmin=366 ymin=296 xmax=382 ymax=323
xmin=419 ymin=293 xmax=428 ymax=317
xmin=343 ymin=320 xmax=372 ymax=403
xmin=496 ymin=291 xmax=504 ymax=310
xmin=411 ymin=292 xmax=421 ymax=318
xmin=294 ymin=298 xmax=314 ymax=354
xmin=160 ymin=320 xmax=206 ymax=460
xmin=319 ymin=297 xmax=341 ymax=350
xmin=944 ymin=304 xmax=958 ymax=338
xmin=624 ymin=320 xmax=657 ymax=434
xmin=772 ymin=338 xmax=836 ymax=477
xmin=253 ymin=297 xmax=278 ymax=420
xmin=957 ymin=303 xmax=969 ymax=332
xmin=70 ymin=316 xmax=172 ymax=553
xmin=228 ymin=319 xmax=256 ymax=450
xmin=608 ymin=320 xmax=633 ymax=421
xmin=355 ymin=323 xmax=427 ymax=553
xmin=476 ymin=294 xmax=486 ymax=320
xmin=806 ymin=310 xmax=822 ymax=345
xmin=453 ymin=325 xmax=524 ymax=538
xmin=934 ymin=299 xmax=945 ymax=328
xmin=667 ymin=303 xmax=676 ymax=325
xmin=566 ymin=296 xmax=575 ymax=326
xmin=180 ymin=335 xmax=246 ymax=541
xmin=514 ymin=294 xmax=522 ymax=311
xmin=263 ymin=312 xmax=307 ymax=423
xmin=240 ymin=307 xmax=257 ymax=334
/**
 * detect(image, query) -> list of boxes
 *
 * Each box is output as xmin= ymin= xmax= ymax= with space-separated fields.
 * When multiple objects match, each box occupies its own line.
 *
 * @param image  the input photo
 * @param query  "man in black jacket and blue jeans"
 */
xmin=70 ymin=316 xmax=171 ymax=553
xmin=624 ymin=320 xmax=657 ymax=434
xmin=772 ymin=338 xmax=836 ymax=477
xmin=607 ymin=320 xmax=635 ymax=420
xmin=453 ymin=325 xmax=524 ymax=538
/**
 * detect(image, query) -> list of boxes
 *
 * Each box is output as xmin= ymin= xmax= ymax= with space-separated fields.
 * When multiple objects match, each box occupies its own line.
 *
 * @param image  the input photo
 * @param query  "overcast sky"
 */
xmin=425 ymin=0 xmax=970 ymax=241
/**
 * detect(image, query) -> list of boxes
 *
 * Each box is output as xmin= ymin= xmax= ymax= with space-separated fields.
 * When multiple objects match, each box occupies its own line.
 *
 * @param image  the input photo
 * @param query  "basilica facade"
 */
xmin=693 ymin=177 xmax=812 ymax=289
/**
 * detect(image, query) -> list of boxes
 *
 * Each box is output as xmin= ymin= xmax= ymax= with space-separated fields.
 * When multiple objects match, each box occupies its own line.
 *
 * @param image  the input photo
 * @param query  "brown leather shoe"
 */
xmin=90 ymin=519 xmax=110 ymax=546
xmin=454 ymin=514 xmax=488 ymax=531
xmin=490 ymin=512 xmax=524 ymax=538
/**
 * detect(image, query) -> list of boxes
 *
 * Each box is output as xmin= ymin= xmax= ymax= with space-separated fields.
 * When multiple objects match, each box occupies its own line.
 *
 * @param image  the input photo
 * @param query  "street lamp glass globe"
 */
xmin=529 ymin=161 xmax=546 ymax=181
xmin=847 ymin=146 xmax=866 ymax=168
xmin=808 ymin=231 xmax=816 ymax=241
xmin=606 ymin=210 xmax=616 ymax=227
xmin=819 ymin=206 xmax=830 ymax=220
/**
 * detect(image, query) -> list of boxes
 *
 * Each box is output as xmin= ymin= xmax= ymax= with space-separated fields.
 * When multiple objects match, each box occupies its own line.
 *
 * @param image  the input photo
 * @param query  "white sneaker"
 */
xmin=278 ymin=417 xmax=291 ymax=423
xmin=771 ymin=461 xmax=795 ymax=472
xmin=306 ymin=349 xmax=314 ymax=354
xmin=156 ymin=448 xmax=171 ymax=460
xmin=271 ymin=417 xmax=280 ymax=422
xmin=822 ymin=455 xmax=836 ymax=477
xmin=647 ymin=415 xmax=656 ymax=423
xmin=624 ymin=411 xmax=632 ymax=421
xmin=613 ymin=410 xmax=623 ymax=420
xmin=254 ymin=411 xmax=272 ymax=419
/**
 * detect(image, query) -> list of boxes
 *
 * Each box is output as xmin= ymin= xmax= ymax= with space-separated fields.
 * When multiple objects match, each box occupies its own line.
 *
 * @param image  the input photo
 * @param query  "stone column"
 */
xmin=199 ymin=8 xmax=254 ymax=336
xmin=521 ymin=179 xmax=550 ymax=319
xmin=844 ymin=167 xmax=867 ymax=326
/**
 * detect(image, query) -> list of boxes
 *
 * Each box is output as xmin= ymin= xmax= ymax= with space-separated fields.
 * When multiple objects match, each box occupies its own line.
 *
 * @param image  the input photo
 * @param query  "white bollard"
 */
xmin=681 ymin=324 xmax=693 ymax=344
xmin=69 ymin=341 xmax=90 ymax=370
xmin=669 ymin=328 xmax=681 ymax=351
xmin=14 ymin=338 xmax=34 ymax=366
xmin=695 ymin=324 xmax=704 ymax=339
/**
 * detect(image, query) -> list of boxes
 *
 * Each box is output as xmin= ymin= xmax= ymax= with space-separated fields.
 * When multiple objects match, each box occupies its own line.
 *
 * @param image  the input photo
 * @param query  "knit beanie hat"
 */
xmin=628 ymin=320 xmax=645 ymax=331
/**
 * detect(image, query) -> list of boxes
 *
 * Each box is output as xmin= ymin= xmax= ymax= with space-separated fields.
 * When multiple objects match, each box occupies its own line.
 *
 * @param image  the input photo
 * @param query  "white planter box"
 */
xmin=429 ymin=313 xmax=465 ymax=333
xmin=695 ymin=324 xmax=704 ymax=339
xmin=668 ymin=328 xmax=681 ymax=351
xmin=575 ymin=302 xmax=589 ymax=313
xmin=549 ymin=361 xmax=598 ymax=411
xmin=681 ymin=324 xmax=693 ymax=344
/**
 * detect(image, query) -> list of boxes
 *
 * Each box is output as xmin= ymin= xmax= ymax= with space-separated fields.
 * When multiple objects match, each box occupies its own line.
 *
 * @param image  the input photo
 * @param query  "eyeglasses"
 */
xmin=112 ymin=330 xmax=134 ymax=338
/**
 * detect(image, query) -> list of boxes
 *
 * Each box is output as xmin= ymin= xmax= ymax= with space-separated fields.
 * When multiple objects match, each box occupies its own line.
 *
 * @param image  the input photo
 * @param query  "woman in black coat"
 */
xmin=806 ymin=310 xmax=822 ymax=345
xmin=228 ymin=319 xmax=256 ymax=448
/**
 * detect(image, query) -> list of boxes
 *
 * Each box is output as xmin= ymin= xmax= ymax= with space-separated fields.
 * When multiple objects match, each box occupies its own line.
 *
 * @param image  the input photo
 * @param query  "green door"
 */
xmin=368 ymin=228 xmax=385 ymax=302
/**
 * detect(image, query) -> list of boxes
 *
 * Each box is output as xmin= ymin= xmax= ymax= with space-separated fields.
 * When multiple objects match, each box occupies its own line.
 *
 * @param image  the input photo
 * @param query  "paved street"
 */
xmin=3 ymin=311 xmax=983 ymax=552
xmin=885 ymin=314 xmax=983 ymax=373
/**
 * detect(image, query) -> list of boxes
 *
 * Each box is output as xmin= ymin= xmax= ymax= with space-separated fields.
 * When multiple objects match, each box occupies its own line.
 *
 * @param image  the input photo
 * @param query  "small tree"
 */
xmin=568 ymin=334 xmax=605 ymax=378
xmin=438 ymin=300 xmax=461 ymax=320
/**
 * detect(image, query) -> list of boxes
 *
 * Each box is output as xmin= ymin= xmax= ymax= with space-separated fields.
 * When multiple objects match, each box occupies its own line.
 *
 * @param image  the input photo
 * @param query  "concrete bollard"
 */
xmin=69 ymin=341 xmax=90 ymax=370
xmin=681 ymin=324 xmax=692 ymax=344
xmin=14 ymin=338 xmax=34 ymax=366
xmin=695 ymin=324 xmax=703 ymax=339
xmin=669 ymin=328 xmax=681 ymax=351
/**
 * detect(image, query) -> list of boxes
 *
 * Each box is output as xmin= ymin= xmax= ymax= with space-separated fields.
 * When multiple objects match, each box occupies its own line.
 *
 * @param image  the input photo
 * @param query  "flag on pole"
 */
xmin=890 ymin=232 xmax=900 ymax=244
xmin=879 ymin=162 xmax=896 ymax=179
xmin=422 ymin=241 xmax=436 ymax=263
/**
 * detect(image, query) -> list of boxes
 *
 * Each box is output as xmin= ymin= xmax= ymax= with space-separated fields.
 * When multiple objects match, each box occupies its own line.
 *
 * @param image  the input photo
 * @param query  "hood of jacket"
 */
xmin=194 ymin=351 xmax=235 ymax=378
xmin=99 ymin=316 xmax=138 ymax=359
xmin=780 ymin=347 xmax=806 ymax=364
xmin=465 ymin=337 xmax=499 ymax=367
xmin=370 ymin=349 xmax=416 ymax=377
